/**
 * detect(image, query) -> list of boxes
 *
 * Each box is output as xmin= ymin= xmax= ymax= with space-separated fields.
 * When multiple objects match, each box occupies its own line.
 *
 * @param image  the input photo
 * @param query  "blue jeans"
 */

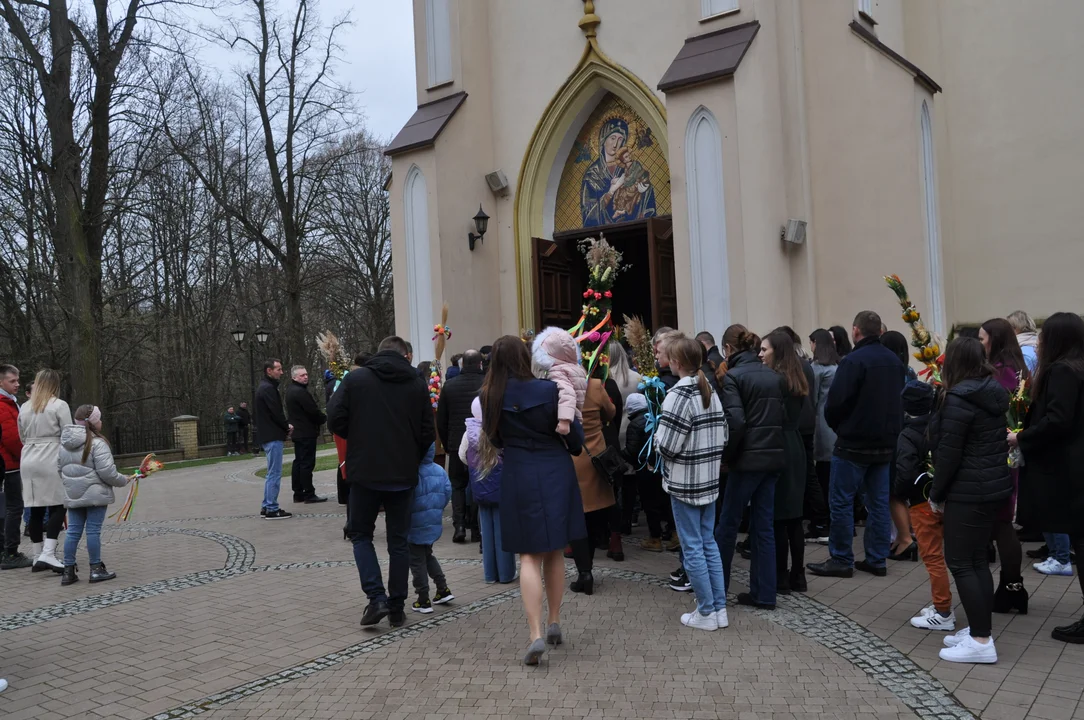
xmin=64 ymin=506 xmax=107 ymax=566
xmin=349 ymin=485 xmax=413 ymax=611
xmin=828 ymin=456 xmax=891 ymax=568
xmin=262 ymin=441 xmax=284 ymax=511
xmin=1045 ymin=533 xmax=1072 ymax=564
xmin=478 ymin=504 xmax=517 ymax=583
xmin=716 ymin=470 xmax=778 ymax=606
xmin=671 ymin=497 xmax=726 ymax=616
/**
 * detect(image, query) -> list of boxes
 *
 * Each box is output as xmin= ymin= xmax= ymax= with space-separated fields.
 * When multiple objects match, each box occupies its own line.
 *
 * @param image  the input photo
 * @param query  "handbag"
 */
xmin=585 ymin=444 xmax=628 ymax=486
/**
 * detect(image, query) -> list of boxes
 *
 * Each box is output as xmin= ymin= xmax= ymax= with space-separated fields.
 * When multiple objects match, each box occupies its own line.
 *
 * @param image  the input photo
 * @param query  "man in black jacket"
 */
xmin=808 ymin=311 xmax=905 ymax=579
xmin=236 ymin=402 xmax=252 ymax=454
xmin=286 ymin=366 xmax=327 ymax=504
xmin=255 ymin=359 xmax=293 ymax=520
xmin=696 ymin=331 xmax=725 ymax=373
xmin=436 ymin=349 xmax=484 ymax=543
xmin=327 ymin=336 xmax=434 ymax=629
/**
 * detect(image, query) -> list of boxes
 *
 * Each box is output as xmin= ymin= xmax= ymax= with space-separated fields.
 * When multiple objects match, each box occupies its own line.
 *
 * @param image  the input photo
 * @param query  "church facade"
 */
xmin=386 ymin=0 xmax=1084 ymax=356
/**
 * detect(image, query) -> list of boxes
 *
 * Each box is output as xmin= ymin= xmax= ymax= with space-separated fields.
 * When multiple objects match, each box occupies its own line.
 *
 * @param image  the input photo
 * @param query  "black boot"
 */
xmin=789 ymin=568 xmax=808 ymax=593
xmin=89 ymin=562 xmax=116 ymax=583
xmin=570 ymin=571 xmax=594 ymax=595
xmin=61 ymin=565 xmax=79 ymax=586
xmin=1052 ymin=615 xmax=1084 ymax=644
xmin=993 ymin=574 xmax=1028 ymax=615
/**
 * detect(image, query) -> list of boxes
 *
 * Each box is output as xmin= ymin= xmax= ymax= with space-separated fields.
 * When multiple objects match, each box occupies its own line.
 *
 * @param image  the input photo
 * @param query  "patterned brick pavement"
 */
xmin=0 ymin=453 xmax=1081 ymax=719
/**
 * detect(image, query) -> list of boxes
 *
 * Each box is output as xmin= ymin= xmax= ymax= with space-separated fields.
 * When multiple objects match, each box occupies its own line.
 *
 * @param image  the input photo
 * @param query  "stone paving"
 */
xmin=0 ymin=453 xmax=1081 ymax=719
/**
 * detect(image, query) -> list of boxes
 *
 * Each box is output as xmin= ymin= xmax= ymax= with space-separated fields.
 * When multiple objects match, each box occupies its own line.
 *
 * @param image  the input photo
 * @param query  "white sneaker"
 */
xmin=943 ymin=627 xmax=971 ymax=648
xmin=714 ymin=608 xmax=729 ymax=629
xmin=1034 ymin=558 xmax=1073 ymax=576
xmin=680 ymin=610 xmax=718 ymax=631
xmin=910 ymin=607 xmax=956 ymax=631
xmin=0 ymin=678 xmax=7 ymax=693
xmin=938 ymin=635 xmax=997 ymax=664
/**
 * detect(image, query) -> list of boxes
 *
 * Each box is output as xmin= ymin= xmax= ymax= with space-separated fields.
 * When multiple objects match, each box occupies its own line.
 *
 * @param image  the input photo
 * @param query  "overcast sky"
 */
xmin=327 ymin=0 xmax=418 ymax=140
xmin=199 ymin=0 xmax=418 ymax=142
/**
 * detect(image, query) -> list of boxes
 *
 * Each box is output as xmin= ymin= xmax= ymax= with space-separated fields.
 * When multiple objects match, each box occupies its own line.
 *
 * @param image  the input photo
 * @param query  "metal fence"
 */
xmin=198 ymin=419 xmax=229 ymax=447
xmin=113 ymin=420 xmax=175 ymax=456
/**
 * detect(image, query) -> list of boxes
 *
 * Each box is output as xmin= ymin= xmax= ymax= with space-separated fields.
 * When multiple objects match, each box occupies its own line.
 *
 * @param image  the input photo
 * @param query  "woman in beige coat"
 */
xmin=18 ymin=369 xmax=73 ymax=572
xmin=568 ymin=376 xmax=616 ymax=594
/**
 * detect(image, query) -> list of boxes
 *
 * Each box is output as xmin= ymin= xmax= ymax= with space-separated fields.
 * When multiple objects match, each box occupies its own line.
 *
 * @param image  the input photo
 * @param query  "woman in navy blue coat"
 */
xmin=477 ymin=336 xmax=585 ymax=666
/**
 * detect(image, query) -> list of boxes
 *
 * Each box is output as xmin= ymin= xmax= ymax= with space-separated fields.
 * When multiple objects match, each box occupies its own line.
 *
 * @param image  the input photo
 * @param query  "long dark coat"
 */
xmin=775 ymin=392 xmax=806 ymax=521
xmin=495 ymin=378 xmax=587 ymax=554
xmin=1018 ymin=363 xmax=1084 ymax=534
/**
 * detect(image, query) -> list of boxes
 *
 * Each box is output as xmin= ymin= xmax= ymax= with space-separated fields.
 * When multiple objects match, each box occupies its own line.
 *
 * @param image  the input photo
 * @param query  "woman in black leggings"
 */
xmin=929 ymin=338 xmax=1012 ymax=664
xmin=1010 ymin=312 xmax=1084 ymax=644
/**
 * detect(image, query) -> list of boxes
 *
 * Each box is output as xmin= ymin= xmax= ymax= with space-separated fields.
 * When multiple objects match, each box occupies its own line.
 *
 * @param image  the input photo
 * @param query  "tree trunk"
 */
xmin=283 ymin=234 xmax=306 ymax=366
xmin=53 ymin=141 xmax=103 ymax=408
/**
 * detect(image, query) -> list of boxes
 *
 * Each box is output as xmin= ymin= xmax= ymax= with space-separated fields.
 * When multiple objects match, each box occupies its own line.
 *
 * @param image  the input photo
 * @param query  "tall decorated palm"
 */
xmin=569 ymin=235 xmax=624 ymax=379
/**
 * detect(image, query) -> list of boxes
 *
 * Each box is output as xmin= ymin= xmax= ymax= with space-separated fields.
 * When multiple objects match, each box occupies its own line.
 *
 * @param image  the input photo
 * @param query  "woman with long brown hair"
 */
xmin=18 ymin=369 xmax=73 ymax=573
xmin=929 ymin=337 xmax=1011 ymax=664
xmin=1009 ymin=312 xmax=1084 ymax=644
xmin=760 ymin=331 xmax=810 ymax=593
xmin=715 ymin=325 xmax=786 ymax=609
xmin=478 ymin=335 xmax=586 ymax=665
xmin=979 ymin=318 xmax=1030 ymax=613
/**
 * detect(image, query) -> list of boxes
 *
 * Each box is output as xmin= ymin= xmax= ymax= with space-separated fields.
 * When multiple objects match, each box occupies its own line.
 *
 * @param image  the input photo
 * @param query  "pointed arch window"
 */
xmin=920 ymin=101 xmax=944 ymax=335
xmin=404 ymin=166 xmax=434 ymax=353
xmin=685 ymin=107 xmax=730 ymax=334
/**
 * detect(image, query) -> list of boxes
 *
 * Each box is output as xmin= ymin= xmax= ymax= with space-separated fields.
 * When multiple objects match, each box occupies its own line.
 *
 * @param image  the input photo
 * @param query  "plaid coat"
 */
xmin=655 ymin=376 xmax=728 ymax=506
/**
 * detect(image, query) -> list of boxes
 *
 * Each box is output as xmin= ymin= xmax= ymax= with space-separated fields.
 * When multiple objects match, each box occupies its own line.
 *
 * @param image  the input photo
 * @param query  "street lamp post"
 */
xmin=231 ymin=327 xmax=271 ymax=416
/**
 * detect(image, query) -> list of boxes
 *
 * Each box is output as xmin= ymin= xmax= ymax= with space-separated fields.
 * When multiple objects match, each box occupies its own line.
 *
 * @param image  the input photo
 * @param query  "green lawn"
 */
xmin=121 ymin=443 xmax=334 ymax=475
xmin=254 ymin=453 xmax=340 ymax=479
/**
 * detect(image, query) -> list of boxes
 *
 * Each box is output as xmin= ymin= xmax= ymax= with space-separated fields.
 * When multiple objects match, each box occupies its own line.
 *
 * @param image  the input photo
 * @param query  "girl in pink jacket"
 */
xmin=531 ymin=327 xmax=587 ymax=435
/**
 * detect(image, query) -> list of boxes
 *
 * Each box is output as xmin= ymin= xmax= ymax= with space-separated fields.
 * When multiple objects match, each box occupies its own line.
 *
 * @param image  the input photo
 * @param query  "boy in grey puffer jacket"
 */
xmin=57 ymin=405 xmax=132 ymax=585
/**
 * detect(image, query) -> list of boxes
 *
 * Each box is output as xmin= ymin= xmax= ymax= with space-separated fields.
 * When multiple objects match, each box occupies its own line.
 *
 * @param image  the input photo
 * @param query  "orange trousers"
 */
xmin=911 ymin=503 xmax=952 ymax=613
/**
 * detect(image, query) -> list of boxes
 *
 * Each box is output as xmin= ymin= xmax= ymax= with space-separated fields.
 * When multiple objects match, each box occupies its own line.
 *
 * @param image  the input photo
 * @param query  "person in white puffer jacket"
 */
xmin=57 ymin=404 xmax=133 ymax=586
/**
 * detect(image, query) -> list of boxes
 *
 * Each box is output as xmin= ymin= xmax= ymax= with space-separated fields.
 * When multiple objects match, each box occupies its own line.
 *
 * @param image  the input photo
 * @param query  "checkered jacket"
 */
xmin=655 ymin=376 xmax=728 ymax=506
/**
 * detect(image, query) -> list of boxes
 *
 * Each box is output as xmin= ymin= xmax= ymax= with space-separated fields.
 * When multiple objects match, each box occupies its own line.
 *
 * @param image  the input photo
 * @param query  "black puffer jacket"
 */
xmin=720 ymin=350 xmax=786 ymax=472
xmin=624 ymin=408 xmax=657 ymax=469
xmin=892 ymin=380 xmax=935 ymax=505
xmin=929 ymin=376 xmax=1012 ymax=505
xmin=436 ymin=367 xmax=485 ymax=479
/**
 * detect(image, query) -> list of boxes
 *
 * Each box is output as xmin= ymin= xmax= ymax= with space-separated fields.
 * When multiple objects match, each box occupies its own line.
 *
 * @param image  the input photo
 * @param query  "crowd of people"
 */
xmin=2 ymin=304 xmax=1082 ymax=687
xmin=301 ymin=306 xmax=1083 ymax=668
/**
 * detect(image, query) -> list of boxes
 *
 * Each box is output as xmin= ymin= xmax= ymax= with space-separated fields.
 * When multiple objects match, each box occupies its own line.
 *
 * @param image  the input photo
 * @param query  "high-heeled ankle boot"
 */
xmin=993 ymin=574 xmax=1028 ymax=615
xmin=606 ymin=532 xmax=625 ymax=562
xmin=570 ymin=571 xmax=594 ymax=595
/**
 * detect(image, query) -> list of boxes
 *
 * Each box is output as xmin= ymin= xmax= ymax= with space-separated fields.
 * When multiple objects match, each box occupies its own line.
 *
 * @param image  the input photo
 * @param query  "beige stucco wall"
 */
xmin=904 ymin=0 xmax=1084 ymax=323
xmin=392 ymin=0 xmax=503 ymax=358
xmin=392 ymin=0 xmax=1001 ymax=354
xmin=801 ymin=0 xmax=931 ymax=337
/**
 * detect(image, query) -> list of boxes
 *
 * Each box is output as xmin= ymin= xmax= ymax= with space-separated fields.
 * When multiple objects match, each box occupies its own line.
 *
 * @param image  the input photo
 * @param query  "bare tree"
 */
xmin=158 ymin=0 xmax=355 ymax=364
xmin=312 ymin=129 xmax=394 ymax=348
xmin=0 ymin=0 xmax=151 ymax=406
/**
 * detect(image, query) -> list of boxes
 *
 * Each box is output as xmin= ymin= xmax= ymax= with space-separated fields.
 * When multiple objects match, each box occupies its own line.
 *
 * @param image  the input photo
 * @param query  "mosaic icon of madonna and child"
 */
xmin=580 ymin=117 xmax=657 ymax=227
